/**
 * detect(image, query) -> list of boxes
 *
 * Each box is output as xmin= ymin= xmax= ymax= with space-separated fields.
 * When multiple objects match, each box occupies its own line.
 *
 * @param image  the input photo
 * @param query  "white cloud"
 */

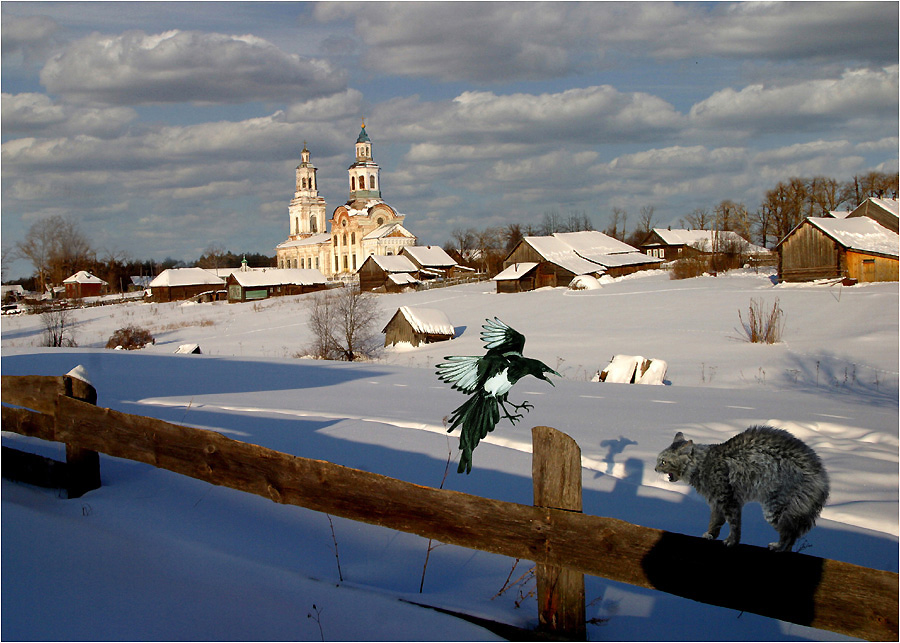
xmin=1 ymin=92 xmax=137 ymax=138
xmin=39 ymin=29 xmax=347 ymax=105
xmin=689 ymin=66 xmax=899 ymax=134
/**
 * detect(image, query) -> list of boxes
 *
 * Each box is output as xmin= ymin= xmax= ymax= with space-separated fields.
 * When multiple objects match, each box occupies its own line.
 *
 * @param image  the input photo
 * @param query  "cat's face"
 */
xmin=655 ymin=432 xmax=694 ymax=482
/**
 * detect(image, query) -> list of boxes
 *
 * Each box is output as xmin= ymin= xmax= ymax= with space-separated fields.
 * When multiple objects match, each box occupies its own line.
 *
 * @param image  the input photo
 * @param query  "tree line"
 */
xmin=444 ymin=171 xmax=898 ymax=268
xmin=6 ymin=215 xmax=274 ymax=293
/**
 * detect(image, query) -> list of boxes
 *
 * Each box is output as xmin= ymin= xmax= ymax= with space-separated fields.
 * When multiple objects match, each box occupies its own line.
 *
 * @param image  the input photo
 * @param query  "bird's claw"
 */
xmin=512 ymin=400 xmax=533 ymax=413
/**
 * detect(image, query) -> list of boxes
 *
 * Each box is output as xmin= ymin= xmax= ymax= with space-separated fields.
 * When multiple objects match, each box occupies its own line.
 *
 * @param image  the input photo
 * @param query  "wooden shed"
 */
xmin=492 ymin=262 xmax=540 ymax=293
xmin=149 ymin=268 xmax=226 ymax=303
xmin=382 ymin=306 xmax=455 ymax=347
xmin=399 ymin=245 xmax=458 ymax=280
xmin=777 ymin=217 xmax=899 ymax=283
xmin=640 ymin=229 xmax=769 ymax=262
xmin=357 ymin=255 xmax=420 ymax=292
xmin=63 ymin=271 xmax=108 ymax=299
xmin=225 ymin=268 xmax=328 ymax=303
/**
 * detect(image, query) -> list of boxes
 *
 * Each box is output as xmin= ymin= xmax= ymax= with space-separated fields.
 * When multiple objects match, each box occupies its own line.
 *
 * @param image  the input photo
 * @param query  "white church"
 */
xmin=275 ymin=122 xmax=416 ymax=279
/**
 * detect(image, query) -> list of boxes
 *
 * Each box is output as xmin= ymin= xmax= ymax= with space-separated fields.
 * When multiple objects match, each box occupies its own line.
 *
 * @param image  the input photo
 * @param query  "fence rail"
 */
xmin=1 ymin=374 xmax=896 ymax=641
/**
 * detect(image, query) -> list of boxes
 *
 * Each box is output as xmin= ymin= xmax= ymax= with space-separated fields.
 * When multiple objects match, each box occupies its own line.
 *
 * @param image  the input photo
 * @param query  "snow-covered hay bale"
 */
xmin=568 ymin=275 xmax=602 ymax=291
xmin=598 ymin=355 xmax=668 ymax=384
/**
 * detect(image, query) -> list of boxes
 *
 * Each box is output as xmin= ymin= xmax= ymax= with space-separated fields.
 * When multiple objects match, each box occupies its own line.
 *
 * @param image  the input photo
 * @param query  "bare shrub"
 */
xmin=738 ymin=298 xmax=784 ymax=344
xmin=106 ymin=325 xmax=155 ymax=350
xmin=40 ymin=306 xmax=77 ymax=347
xmin=670 ymin=257 xmax=709 ymax=280
xmin=305 ymin=286 xmax=380 ymax=361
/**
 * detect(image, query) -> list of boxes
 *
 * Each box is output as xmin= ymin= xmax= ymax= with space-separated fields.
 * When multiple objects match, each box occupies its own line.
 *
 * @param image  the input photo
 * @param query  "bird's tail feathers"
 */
xmin=447 ymin=393 xmax=499 ymax=474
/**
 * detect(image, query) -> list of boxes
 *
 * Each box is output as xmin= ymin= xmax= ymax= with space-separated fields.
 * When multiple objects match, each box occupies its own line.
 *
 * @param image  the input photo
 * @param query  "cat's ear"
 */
xmin=678 ymin=438 xmax=694 ymax=454
xmin=674 ymin=431 xmax=685 ymax=441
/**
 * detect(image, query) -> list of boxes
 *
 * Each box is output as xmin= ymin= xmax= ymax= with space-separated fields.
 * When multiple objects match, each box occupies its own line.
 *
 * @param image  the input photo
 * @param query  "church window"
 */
xmin=351 ymin=176 xmax=355 ymax=191
xmin=343 ymin=233 xmax=348 ymax=246
xmin=370 ymin=175 xmax=376 ymax=189
xmin=315 ymin=257 xmax=319 ymax=269
xmin=309 ymin=215 xmax=317 ymax=233
xmin=359 ymin=175 xmax=366 ymax=189
xmin=352 ymin=254 xmax=357 ymax=270
xmin=351 ymin=232 xmax=356 ymax=245
xmin=343 ymin=255 xmax=348 ymax=270
xmin=334 ymin=256 xmax=339 ymax=272
xmin=301 ymin=177 xmax=307 ymax=189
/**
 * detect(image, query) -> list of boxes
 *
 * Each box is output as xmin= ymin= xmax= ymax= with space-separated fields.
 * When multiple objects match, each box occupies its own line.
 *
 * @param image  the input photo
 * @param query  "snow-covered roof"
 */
xmin=493 ymin=262 xmax=539 ymax=281
xmin=401 ymin=245 xmax=456 ymax=268
xmin=276 ymin=233 xmax=331 ymax=249
xmin=64 ymin=270 xmax=107 ymax=285
xmin=554 ymin=230 xmax=637 ymax=257
xmin=149 ymin=268 xmax=226 ymax=288
xmin=392 ymin=306 xmax=454 ymax=336
xmin=229 ymin=268 xmax=328 ymax=287
xmin=363 ymin=223 xmax=415 ymax=241
xmin=369 ymin=255 xmax=418 ymax=273
xmin=523 ymin=236 xmax=606 ymax=275
xmin=806 ymin=217 xmax=899 ymax=257
xmin=387 ymin=272 xmax=418 ymax=285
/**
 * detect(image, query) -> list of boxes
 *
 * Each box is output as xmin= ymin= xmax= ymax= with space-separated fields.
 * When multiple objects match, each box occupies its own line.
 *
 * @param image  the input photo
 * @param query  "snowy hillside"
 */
xmin=2 ymin=269 xmax=897 ymax=641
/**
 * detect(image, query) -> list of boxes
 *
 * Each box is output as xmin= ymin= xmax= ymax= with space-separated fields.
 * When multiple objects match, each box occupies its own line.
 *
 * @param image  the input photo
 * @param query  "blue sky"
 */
xmin=2 ymin=1 xmax=898 ymax=279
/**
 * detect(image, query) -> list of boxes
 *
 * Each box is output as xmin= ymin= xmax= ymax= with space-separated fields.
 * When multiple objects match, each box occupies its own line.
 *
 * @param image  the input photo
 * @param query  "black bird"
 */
xmin=436 ymin=318 xmax=560 ymax=474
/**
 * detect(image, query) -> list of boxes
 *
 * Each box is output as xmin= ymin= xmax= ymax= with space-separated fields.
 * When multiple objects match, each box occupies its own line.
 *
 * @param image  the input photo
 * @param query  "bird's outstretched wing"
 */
xmin=480 ymin=317 xmax=525 ymax=355
xmin=435 ymin=355 xmax=481 ymax=393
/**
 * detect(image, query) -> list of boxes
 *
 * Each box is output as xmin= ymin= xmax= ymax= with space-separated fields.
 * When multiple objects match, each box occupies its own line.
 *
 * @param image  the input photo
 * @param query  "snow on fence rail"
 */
xmin=1 ymin=373 xmax=896 ymax=642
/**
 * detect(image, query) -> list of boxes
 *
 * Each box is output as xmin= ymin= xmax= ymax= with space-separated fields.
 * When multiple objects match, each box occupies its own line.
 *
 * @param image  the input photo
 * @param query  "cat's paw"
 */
xmin=723 ymin=536 xmax=740 ymax=547
xmin=702 ymin=532 xmax=716 ymax=540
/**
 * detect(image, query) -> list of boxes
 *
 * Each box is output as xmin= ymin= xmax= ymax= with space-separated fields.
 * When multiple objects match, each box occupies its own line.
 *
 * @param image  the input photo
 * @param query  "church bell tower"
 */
xmin=289 ymin=142 xmax=327 ymax=238
xmin=347 ymin=119 xmax=381 ymax=205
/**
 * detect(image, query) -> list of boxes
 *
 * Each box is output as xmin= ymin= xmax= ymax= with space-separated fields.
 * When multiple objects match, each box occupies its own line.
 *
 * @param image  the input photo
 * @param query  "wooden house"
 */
xmin=149 ymin=268 xmax=226 ymax=303
xmin=357 ymin=254 xmax=420 ymax=292
xmin=226 ymin=268 xmax=328 ymax=303
xmin=640 ymin=229 xmax=769 ymax=262
xmin=846 ymin=197 xmax=899 ymax=233
xmin=63 ymin=271 xmax=107 ymax=299
xmin=777 ymin=217 xmax=899 ymax=283
xmin=382 ymin=306 xmax=454 ymax=347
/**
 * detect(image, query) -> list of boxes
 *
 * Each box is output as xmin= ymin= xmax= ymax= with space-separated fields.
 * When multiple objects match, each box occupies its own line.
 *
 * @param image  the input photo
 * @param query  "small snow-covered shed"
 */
xmin=492 ymin=262 xmax=540 ymax=293
xmin=777 ymin=217 xmax=899 ymax=283
xmin=149 ymin=268 xmax=226 ymax=302
xmin=63 ymin=271 xmax=108 ymax=299
xmin=357 ymin=254 xmax=420 ymax=292
xmin=225 ymin=268 xmax=328 ymax=303
xmin=382 ymin=306 xmax=454 ymax=347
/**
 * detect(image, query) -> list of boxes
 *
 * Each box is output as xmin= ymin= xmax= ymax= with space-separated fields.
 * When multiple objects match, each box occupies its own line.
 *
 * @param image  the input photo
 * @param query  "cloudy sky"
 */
xmin=2 ymin=1 xmax=898 ymax=279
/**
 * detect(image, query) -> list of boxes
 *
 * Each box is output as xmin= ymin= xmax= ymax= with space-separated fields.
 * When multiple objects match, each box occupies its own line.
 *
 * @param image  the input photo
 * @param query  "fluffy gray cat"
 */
xmin=655 ymin=425 xmax=829 ymax=552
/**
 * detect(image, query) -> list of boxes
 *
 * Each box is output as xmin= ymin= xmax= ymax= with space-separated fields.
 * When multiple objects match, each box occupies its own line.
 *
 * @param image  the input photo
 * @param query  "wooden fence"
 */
xmin=1 ymin=373 xmax=897 ymax=641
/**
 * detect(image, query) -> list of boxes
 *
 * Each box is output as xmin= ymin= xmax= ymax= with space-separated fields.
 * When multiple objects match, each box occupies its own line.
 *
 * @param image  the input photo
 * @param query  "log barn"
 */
xmin=357 ymin=254 xmax=420 ymax=292
xmin=225 ymin=268 xmax=328 ymax=303
xmin=777 ymin=217 xmax=899 ymax=283
xmin=149 ymin=268 xmax=226 ymax=303
xmin=493 ymin=262 xmax=540 ymax=293
xmin=500 ymin=231 xmax=661 ymax=292
xmin=382 ymin=306 xmax=454 ymax=347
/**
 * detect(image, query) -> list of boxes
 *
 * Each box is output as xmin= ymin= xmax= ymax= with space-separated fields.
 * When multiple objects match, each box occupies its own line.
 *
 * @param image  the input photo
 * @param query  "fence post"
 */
xmin=61 ymin=372 xmax=101 ymax=499
xmin=532 ymin=426 xmax=586 ymax=640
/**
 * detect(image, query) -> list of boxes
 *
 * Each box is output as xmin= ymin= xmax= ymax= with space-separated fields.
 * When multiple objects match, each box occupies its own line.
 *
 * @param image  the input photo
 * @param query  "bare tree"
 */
xmin=305 ymin=287 xmax=380 ymax=361
xmin=540 ymin=209 xmax=564 ymax=235
xmin=605 ymin=207 xmax=627 ymax=240
xmin=681 ymin=207 xmax=712 ymax=230
xmin=503 ymin=223 xmax=524 ymax=253
xmin=41 ymin=306 xmax=77 ymax=347
xmin=637 ymin=205 xmax=657 ymax=234
xmin=15 ymin=215 xmax=94 ymax=291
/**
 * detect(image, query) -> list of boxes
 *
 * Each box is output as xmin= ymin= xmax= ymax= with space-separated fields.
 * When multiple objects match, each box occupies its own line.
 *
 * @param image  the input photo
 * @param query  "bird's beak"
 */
xmin=545 ymin=369 xmax=561 ymax=385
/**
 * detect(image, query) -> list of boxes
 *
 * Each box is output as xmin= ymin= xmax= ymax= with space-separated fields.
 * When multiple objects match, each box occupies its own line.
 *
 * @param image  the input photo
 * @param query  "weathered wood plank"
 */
xmin=1 ymin=375 xmax=67 ymax=415
xmin=1 ymin=406 xmax=57 ymax=441
xmin=532 ymin=426 xmax=586 ymax=639
xmin=8 ymin=395 xmax=897 ymax=641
